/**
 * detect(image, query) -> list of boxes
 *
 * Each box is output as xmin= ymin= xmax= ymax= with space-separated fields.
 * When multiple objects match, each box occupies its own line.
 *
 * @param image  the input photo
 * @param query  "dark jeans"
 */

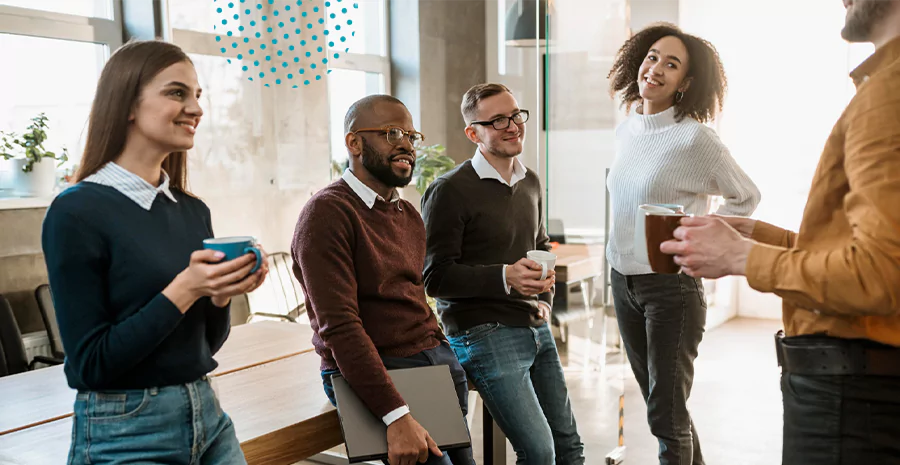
xmin=611 ymin=269 xmax=706 ymax=465
xmin=448 ymin=322 xmax=584 ymax=465
xmin=321 ymin=341 xmax=475 ymax=465
xmin=782 ymin=372 xmax=900 ymax=464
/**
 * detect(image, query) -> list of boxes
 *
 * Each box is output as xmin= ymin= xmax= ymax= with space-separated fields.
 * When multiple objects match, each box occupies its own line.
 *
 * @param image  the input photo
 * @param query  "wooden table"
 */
xmin=550 ymin=243 xmax=608 ymax=375
xmin=0 ymin=352 xmax=342 ymax=465
xmin=0 ymin=321 xmax=314 ymax=436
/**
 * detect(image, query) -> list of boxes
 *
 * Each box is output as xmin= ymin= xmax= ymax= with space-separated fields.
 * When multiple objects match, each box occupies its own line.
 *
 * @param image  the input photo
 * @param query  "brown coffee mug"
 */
xmin=645 ymin=212 xmax=687 ymax=274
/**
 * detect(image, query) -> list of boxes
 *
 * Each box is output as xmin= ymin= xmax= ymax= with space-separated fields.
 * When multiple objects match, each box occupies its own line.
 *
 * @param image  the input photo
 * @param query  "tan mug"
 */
xmin=645 ymin=211 xmax=689 ymax=274
xmin=633 ymin=204 xmax=685 ymax=265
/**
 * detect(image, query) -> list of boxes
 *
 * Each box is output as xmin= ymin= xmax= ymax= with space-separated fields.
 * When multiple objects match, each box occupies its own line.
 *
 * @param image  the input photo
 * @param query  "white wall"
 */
xmin=678 ymin=0 xmax=873 ymax=319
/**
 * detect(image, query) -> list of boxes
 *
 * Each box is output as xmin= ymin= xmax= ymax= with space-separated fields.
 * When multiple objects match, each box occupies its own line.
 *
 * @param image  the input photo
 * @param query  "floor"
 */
xmin=300 ymin=317 xmax=785 ymax=465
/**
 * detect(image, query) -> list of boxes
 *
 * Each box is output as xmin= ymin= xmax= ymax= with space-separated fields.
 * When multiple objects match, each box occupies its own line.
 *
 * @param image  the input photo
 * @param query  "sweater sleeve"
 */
xmin=203 ymin=206 xmax=231 ymax=355
xmin=421 ymin=178 xmax=508 ymax=299
xmin=702 ymin=128 xmax=762 ymax=217
xmin=42 ymin=206 xmax=185 ymax=389
xmin=292 ymin=198 xmax=406 ymax=418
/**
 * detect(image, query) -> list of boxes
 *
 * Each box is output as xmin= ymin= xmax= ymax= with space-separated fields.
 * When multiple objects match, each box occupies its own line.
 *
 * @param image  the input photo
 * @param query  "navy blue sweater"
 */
xmin=41 ymin=182 xmax=230 ymax=390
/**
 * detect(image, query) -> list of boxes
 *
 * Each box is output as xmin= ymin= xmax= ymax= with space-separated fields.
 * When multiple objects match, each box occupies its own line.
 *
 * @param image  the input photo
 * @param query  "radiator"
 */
xmin=22 ymin=331 xmax=52 ymax=362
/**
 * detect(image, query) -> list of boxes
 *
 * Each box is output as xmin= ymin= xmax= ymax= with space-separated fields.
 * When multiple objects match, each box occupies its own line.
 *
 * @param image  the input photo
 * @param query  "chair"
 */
xmin=0 ymin=294 xmax=58 ymax=377
xmin=246 ymin=252 xmax=306 ymax=323
xmin=34 ymin=284 xmax=65 ymax=364
xmin=548 ymin=218 xmax=567 ymax=244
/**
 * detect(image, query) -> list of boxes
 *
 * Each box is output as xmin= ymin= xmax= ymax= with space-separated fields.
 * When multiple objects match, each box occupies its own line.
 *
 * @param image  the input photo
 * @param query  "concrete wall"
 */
xmin=391 ymin=0 xmax=487 ymax=166
xmin=0 ymin=207 xmax=50 ymax=333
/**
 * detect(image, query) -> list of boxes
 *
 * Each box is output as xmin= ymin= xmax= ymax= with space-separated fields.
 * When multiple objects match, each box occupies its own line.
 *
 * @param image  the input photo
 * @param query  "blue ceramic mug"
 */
xmin=202 ymin=236 xmax=263 ymax=274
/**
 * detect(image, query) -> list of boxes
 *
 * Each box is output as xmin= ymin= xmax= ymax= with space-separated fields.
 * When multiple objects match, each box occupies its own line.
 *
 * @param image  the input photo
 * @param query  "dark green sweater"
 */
xmin=421 ymin=160 xmax=554 ymax=335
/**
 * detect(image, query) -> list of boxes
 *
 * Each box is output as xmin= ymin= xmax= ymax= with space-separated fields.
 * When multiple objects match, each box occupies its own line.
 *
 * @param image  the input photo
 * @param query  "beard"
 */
xmin=482 ymin=134 xmax=524 ymax=159
xmin=360 ymin=139 xmax=414 ymax=188
xmin=842 ymin=0 xmax=893 ymax=42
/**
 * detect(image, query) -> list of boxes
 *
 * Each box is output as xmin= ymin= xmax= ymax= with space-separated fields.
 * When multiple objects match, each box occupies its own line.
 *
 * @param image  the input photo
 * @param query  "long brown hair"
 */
xmin=75 ymin=40 xmax=194 ymax=192
xmin=607 ymin=23 xmax=727 ymax=123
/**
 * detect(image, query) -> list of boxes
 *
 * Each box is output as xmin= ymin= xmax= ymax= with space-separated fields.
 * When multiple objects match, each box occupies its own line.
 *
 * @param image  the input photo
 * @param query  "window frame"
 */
xmin=0 ymin=1 xmax=123 ymax=207
xmin=0 ymin=2 xmax=123 ymax=48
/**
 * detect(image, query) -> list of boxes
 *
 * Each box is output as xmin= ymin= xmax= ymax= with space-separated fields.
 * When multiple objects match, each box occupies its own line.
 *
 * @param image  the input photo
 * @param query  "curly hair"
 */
xmin=608 ymin=23 xmax=727 ymax=123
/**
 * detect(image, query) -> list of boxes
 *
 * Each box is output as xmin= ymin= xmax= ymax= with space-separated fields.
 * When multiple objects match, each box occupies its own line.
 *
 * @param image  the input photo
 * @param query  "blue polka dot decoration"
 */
xmin=211 ymin=0 xmax=358 ymax=86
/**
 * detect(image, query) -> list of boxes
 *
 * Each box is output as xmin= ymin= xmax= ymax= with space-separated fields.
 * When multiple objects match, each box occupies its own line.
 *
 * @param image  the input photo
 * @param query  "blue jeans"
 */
xmin=68 ymin=377 xmax=245 ymax=465
xmin=449 ymin=322 xmax=585 ymax=465
xmin=611 ymin=269 xmax=706 ymax=465
xmin=321 ymin=341 xmax=475 ymax=465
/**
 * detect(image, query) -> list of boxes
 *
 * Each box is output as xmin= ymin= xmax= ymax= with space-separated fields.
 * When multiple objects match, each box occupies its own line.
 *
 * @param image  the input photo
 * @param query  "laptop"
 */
xmin=331 ymin=365 xmax=472 ymax=463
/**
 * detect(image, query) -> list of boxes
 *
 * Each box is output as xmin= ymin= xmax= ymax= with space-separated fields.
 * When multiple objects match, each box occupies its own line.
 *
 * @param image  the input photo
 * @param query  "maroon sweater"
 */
xmin=291 ymin=179 xmax=443 ymax=417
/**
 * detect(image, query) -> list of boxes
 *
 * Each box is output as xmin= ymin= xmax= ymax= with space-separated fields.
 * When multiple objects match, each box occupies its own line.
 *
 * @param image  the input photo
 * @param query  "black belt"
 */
xmin=774 ymin=330 xmax=900 ymax=377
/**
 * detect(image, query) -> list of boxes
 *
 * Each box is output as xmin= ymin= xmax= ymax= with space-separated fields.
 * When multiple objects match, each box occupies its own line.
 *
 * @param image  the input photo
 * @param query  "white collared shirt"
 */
xmin=340 ymin=167 xmax=410 ymax=426
xmin=341 ymin=168 xmax=402 ymax=210
xmin=83 ymin=162 xmax=177 ymax=211
xmin=470 ymin=149 xmax=527 ymax=187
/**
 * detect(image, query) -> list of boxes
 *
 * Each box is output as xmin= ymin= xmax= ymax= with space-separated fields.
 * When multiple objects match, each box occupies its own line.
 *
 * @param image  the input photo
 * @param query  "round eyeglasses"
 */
xmin=352 ymin=127 xmax=426 ymax=146
xmin=469 ymin=110 xmax=530 ymax=130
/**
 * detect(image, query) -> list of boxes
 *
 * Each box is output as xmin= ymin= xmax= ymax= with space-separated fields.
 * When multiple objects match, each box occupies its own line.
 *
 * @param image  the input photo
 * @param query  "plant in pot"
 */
xmin=411 ymin=144 xmax=457 ymax=314
xmin=0 ymin=113 xmax=69 ymax=197
xmin=412 ymin=144 xmax=456 ymax=197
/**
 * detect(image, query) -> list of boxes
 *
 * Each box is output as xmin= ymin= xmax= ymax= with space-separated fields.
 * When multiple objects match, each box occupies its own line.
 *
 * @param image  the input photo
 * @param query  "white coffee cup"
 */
xmin=633 ymin=204 xmax=684 ymax=265
xmin=526 ymin=250 xmax=557 ymax=280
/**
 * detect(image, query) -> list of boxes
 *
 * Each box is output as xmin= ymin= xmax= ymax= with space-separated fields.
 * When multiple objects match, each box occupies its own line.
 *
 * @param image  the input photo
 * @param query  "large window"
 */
xmin=327 ymin=69 xmax=385 ymax=174
xmin=325 ymin=0 xmax=389 ymax=178
xmin=0 ymin=2 xmax=122 ymax=196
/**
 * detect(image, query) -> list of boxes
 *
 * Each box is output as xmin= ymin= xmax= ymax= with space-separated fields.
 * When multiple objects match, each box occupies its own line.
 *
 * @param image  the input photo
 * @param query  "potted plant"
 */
xmin=412 ymin=144 xmax=456 ymax=196
xmin=0 ymin=113 xmax=69 ymax=197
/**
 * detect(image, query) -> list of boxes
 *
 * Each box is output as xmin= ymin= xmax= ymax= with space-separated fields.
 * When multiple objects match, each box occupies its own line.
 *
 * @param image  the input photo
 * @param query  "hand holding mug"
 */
xmin=163 ymin=237 xmax=269 ymax=312
xmin=709 ymin=214 xmax=757 ymax=238
xmin=507 ymin=257 xmax=555 ymax=296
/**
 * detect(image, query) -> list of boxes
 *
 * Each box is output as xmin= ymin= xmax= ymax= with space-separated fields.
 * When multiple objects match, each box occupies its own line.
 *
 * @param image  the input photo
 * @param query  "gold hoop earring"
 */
xmin=675 ymin=91 xmax=684 ymax=104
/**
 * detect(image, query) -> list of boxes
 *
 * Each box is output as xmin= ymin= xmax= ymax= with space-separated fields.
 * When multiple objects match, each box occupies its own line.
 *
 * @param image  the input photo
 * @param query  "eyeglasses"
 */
xmin=352 ymin=127 xmax=426 ymax=146
xmin=469 ymin=110 xmax=530 ymax=130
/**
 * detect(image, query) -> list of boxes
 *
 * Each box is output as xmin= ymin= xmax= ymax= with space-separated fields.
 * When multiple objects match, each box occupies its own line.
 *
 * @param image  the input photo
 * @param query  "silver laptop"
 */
xmin=331 ymin=365 xmax=472 ymax=463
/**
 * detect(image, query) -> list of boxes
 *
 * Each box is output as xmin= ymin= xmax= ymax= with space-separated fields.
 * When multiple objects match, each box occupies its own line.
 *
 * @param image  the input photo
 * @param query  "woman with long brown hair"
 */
xmin=41 ymin=40 xmax=267 ymax=464
xmin=606 ymin=24 xmax=760 ymax=465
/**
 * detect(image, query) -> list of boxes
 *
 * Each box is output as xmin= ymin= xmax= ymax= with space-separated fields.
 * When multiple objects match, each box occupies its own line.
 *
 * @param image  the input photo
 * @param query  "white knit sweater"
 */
xmin=606 ymin=106 xmax=761 ymax=275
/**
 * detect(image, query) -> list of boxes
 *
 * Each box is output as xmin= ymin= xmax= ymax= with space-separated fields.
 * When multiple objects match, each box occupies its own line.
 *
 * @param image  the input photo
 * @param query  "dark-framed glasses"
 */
xmin=352 ymin=127 xmax=426 ymax=146
xmin=470 ymin=110 xmax=530 ymax=130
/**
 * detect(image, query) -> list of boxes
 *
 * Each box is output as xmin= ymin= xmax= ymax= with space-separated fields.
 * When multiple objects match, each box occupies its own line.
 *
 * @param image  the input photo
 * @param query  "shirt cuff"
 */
xmin=745 ymin=242 xmax=785 ymax=293
xmin=502 ymin=265 xmax=511 ymax=295
xmin=382 ymin=405 xmax=410 ymax=426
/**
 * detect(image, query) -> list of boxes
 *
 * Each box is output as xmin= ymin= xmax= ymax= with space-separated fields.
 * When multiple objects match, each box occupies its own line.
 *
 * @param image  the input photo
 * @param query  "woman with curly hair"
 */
xmin=605 ymin=23 xmax=760 ymax=465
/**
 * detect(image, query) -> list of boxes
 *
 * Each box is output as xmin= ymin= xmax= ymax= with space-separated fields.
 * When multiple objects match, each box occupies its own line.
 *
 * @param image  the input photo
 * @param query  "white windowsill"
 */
xmin=0 ymin=194 xmax=55 ymax=210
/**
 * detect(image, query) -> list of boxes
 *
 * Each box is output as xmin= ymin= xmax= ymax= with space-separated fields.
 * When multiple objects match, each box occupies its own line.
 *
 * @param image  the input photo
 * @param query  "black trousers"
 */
xmin=782 ymin=371 xmax=900 ymax=464
xmin=611 ymin=270 xmax=707 ymax=465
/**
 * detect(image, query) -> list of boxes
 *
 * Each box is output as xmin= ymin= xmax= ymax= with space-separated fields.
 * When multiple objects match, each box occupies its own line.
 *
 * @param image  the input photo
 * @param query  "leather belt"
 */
xmin=774 ymin=330 xmax=900 ymax=377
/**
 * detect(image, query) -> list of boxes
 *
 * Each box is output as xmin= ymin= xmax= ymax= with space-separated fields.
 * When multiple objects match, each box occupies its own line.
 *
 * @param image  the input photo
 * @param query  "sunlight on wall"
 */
xmin=679 ymin=0 xmax=874 ymax=319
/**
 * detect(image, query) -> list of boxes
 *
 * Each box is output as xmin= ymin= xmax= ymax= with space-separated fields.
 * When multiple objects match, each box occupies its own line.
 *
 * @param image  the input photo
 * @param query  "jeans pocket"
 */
xmin=86 ymin=389 xmax=151 ymax=422
xmin=459 ymin=322 xmax=502 ymax=344
xmin=783 ymin=373 xmax=842 ymax=408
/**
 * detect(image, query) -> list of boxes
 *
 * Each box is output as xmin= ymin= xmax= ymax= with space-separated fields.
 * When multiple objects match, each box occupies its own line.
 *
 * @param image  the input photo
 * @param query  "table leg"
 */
xmin=482 ymin=402 xmax=506 ymax=465
xmin=580 ymin=278 xmax=594 ymax=374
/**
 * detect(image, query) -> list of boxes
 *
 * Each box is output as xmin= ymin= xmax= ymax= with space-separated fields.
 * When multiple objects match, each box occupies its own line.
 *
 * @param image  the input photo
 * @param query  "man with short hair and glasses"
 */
xmin=421 ymin=83 xmax=585 ymax=464
xmin=292 ymin=94 xmax=475 ymax=465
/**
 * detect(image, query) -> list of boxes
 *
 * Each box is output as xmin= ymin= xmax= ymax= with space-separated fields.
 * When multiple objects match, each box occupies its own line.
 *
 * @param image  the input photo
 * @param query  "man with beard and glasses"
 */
xmin=656 ymin=1 xmax=900 ymax=463
xmin=291 ymin=95 xmax=475 ymax=465
xmin=421 ymin=83 xmax=585 ymax=465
